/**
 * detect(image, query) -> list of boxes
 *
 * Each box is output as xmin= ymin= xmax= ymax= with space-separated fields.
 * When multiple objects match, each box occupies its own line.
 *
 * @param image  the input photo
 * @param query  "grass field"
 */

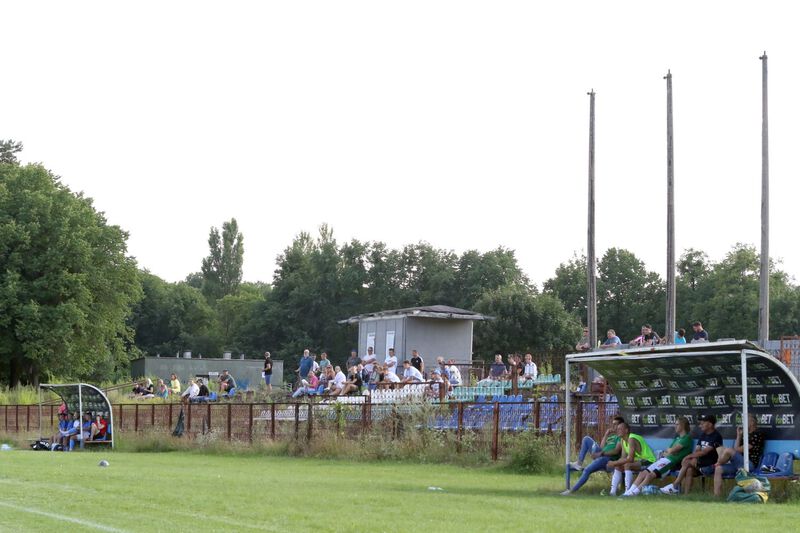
xmin=1 ymin=450 xmax=799 ymax=532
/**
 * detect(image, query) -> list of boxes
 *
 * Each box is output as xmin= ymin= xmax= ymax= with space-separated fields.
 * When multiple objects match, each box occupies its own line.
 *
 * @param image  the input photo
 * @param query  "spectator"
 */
xmin=90 ymin=413 xmax=108 ymax=441
xmin=218 ymin=369 xmax=237 ymax=394
xmin=410 ymin=349 xmax=425 ymax=375
xmin=623 ymin=417 xmax=692 ymax=496
xmin=523 ymin=353 xmax=538 ymax=381
xmin=358 ymin=363 xmax=370 ymax=385
xmin=446 ymin=360 xmax=462 ymax=387
xmin=69 ymin=412 xmax=92 ymax=451
xmin=674 ymin=328 xmax=687 ymax=345
xmin=337 ymin=366 xmax=363 ymax=396
xmin=630 ymin=325 xmax=660 ymax=347
xmin=600 ymin=329 xmax=622 ymax=349
xmin=428 ymin=369 xmax=446 ymax=398
xmin=317 ymin=366 xmax=331 ymax=392
xmin=562 ymin=415 xmax=624 ymax=495
xmin=329 ymin=366 xmax=347 ymax=395
xmin=383 ymin=366 xmax=401 ymax=384
xmin=63 ymin=412 xmax=80 ymax=450
xmin=263 ymin=352 xmax=273 ymax=392
xmin=169 ymin=373 xmax=181 ymax=396
xmin=489 ymin=354 xmax=508 ymax=379
xmin=713 ymin=414 xmax=765 ymax=497
xmin=435 ymin=357 xmax=451 ymax=381
xmin=318 ymin=352 xmax=331 ymax=373
xmin=691 ymin=321 xmax=709 ymax=343
xmin=362 ymin=346 xmax=377 ymax=374
xmin=155 ymin=379 xmax=169 ymax=399
xmin=402 ymin=360 xmax=424 ymax=383
xmin=196 ymin=378 xmax=210 ymax=399
xmin=292 ymin=370 xmax=320 ymax=398
xmin=311 ymin=353 xmax=320 ymax=375
xmin=181 ymin=379 xmax=200 ymax=405
xmin=607 ymin=421 xmax=656 ymax=495
xmin=384 ymin=348 xmax=398 ymax=377
xmin=661 ymin=414 xmax=722 ymax=495
xmin=297 ymin=349 xmax=314 ymax=382
xmin=367 ymin=364 xmax=383 ymax=390
xmin=52 ymin=412 xmax=71 ymax=450
xmin=140 ymin=378 xmax=155 ymax=399
xmin=346 ymin=350 xmax=361 ymax=372
xmin=575 ymin=327 xmax=591 ymax=352
xmin=130 ymin=381 xmax=147 ymax=397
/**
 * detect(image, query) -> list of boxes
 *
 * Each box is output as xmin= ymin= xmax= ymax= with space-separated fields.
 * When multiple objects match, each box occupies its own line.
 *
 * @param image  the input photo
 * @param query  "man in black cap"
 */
xmin=661 ymin=414 xmax=722 ymax=495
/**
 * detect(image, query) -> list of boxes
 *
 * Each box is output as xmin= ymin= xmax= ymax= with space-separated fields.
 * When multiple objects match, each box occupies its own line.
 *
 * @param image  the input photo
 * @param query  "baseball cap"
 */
xmin=698 ymin=414 xmax=716 ymax=424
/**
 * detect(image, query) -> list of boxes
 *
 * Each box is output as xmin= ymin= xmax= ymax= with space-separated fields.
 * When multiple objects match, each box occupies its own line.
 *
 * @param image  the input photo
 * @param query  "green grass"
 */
xmin=0 ymin=451 xmax=798 ymax=532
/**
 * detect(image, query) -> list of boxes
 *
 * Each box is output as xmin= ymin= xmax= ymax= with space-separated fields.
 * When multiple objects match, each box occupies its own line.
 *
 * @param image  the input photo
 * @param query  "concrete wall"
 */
xmin=130 ymin=357 xmax=283 ymax=390
xmin=358 ymin=316 xmax=407 ymax=361
xmin=405 ymin=317 xmax=473 ymax=369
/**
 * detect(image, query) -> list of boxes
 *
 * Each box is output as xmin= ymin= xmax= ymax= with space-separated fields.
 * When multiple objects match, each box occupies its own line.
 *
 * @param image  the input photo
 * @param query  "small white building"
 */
xmin=339 ymin=305 xmax=492 ymax=368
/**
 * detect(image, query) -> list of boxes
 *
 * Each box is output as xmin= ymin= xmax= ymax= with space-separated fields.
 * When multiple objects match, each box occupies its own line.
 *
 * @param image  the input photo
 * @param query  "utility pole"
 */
xmin=758 ymin=52 xmax=770 ymax=347
xmin=665 ymin=71 xmax=676 ymax=344
xmin=587 ymin=90 xmax=598 ymax=351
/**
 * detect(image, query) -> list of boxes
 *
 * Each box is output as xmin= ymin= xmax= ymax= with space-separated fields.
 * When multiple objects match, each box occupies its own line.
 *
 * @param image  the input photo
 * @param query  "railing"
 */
xmin=1 ymin=399 xmax=619 ymax=461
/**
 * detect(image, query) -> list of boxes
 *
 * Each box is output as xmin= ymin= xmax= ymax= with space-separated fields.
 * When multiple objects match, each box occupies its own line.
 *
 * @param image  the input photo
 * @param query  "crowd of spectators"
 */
xmin=128 ymin=370 xmax=237 ymax=404
xmin=575 ymin=321 xmax=710 ymax=352
xmin=50 ymin=410 xmax=109 ymax=451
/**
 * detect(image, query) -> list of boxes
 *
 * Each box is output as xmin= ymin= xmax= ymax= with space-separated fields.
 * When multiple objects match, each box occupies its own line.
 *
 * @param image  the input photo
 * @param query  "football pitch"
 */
xmin=1 ymin=451 xmax=798 ymax=532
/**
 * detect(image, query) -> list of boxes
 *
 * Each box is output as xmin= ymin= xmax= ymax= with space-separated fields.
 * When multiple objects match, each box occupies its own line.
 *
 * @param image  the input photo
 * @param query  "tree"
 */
xmin=0 ymin=140 xmax=23 ymax=165
xmin=543 ymin=254 xmax=587 ymax=317
xmin=0 ymin=163 xmax=142 ymax=385
xmin=201 ymin=218 xmax=244 ymax=302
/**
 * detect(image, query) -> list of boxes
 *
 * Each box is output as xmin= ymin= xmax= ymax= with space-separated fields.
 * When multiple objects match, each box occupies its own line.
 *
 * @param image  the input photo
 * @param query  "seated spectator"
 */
xmin=130 ymin=381 xmax=147 ymax=398
xmin=383 ymin=367 xmax=401 ymax=385
xmin=69 ymin=412 xmax=93 ymax=451
xmin=427 ymin=368 xmax=449 ymax=398
xmin=562 ymin=415 xmax=624 ymax=495
xmin=523 ymin=353 xmax=538 ymax=381
xmin=490 ymin=354 xmax=509 ymax=379
xmin=435 ymin=357 xmax=451 ymax=381
xmin=90 ymin=413 xmax=108 ymax=441
xmin=358 ymin=363 xmax=370 ymax=385
xmin=713 ymin=414 xmax=765 ymax=497
xmin=367 ymin=364 xmax=383 ymax=390
xmin=446 ymin=360 xmax=462 ymax=387
xmin=623 ymin=417 xmax=692 ymax=496
xmin=599 ymin=329 xmax=622 ymax=349
xmin=691 ymin=321 xmax=709 ymax=343
xmin=181 ymin=379 xmax=200 ymax=405
xmin=52 ymin=412 xmax=71 ymax=450
xmin=575 ymin=327 xmax=591 ymax=352
xmin=630 ymin=325 xmax=660 ymax=347
xmin=661 ymin=414 xmax=722 ymax=495
xmin=607 ymin=421 xmax=656 ymax=495
xmin=194 ymin=378 xmax=210 ymax=401
xmin=155 ymin=379 xmax=169 ymax=399
xmin=62 ymin=412 xmax=80 ymax=450
xmin=674 ymin=328 xmax=687 ymax=345
xmin=169 ymin=373 xmax=181 ymax=396
xmin=139 ymin=378 xmax=155 ymax=399
xmin=337 ymin=366 xmax=363 ymax=395
xmin=327 ymin=366 xmax=346 ymax=395
xmin=402 ymin=360 xmax=424 ymax=383
xmin=218 ymin=370 xmax=237 ymax=394
xmin=292 ymin=370 xmax=320 ymax=398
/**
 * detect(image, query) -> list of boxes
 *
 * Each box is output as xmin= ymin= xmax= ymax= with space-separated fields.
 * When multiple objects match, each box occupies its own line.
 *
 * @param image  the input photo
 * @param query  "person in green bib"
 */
xmin=622 ymin=417 xmax=693 ymax=497
xmin=561 ymin=415 xmax=625 ymax=495
xmin=607 ymin=421 xmax=656 ymax=495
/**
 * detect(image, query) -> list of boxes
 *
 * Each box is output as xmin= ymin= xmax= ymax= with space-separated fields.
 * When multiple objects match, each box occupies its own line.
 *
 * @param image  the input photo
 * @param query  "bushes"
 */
xmin=505 ymin=432 xmax=564 ymax=475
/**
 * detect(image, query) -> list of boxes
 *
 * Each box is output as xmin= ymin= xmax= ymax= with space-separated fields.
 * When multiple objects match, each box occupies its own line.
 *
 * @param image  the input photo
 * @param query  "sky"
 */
xmin=4 ymin=1 xmax=800 ymax=288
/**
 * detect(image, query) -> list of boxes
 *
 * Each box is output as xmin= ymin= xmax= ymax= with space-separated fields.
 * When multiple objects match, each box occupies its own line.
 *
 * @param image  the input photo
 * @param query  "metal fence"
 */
xmin=2 ymin=399 xmax=618 ymax=460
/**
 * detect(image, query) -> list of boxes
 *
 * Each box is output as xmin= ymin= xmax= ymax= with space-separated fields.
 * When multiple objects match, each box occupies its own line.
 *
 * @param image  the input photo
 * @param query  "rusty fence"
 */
xmin=2 ymin=400 xmax=619 ymax=461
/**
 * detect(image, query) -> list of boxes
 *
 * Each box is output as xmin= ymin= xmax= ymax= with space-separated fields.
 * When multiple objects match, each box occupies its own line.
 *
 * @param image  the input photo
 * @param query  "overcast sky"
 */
xmin=4 ymin=1 xmax=799 ymax=288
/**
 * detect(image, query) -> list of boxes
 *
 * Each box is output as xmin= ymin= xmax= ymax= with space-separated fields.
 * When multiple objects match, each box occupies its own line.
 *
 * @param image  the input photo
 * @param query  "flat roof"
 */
xmin=339 ymin=305 xmax=493 ymax=324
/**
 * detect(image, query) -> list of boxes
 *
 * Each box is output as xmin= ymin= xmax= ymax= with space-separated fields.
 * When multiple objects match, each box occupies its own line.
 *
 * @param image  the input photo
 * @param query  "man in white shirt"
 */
xmin=384 ymin=348 xmax=398 ymax=376
xmin=180 ymin=379 xmax=199 ymax=405
xmin=362 ymin=346 xmax=377 ymax=373
xmin=523 ymin=353 xmax=538 ymax=381
xmin=402 ymin=360 xmax=424 ymax=383
xmin=331 ymin=366 xmax=347 ymax=394
xmin=383 ymin=369 xmax=401 ymax=383
xmin=447 ymin=359 xmax=462 ymax=386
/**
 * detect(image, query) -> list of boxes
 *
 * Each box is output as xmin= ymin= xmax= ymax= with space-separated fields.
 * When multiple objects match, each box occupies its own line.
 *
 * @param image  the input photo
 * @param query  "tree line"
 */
xmin=2 ymin=143 xmax=800 ymax=386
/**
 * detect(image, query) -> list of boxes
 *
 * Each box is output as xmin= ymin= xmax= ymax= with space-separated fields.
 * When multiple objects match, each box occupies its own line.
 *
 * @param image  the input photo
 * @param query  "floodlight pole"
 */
xmin=665 ymin=71 xmax=676 ymax=344
xmin=758 ymin=53 xmax=770 ymax=347
xmin=587 ymin=91 xmax=598 ymax=351
xmin=740 ymin=350 xmax=750 ymax=472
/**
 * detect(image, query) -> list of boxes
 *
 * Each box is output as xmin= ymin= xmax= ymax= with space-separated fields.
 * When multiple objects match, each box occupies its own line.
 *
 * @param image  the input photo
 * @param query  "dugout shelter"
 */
xmin=564 ymin=341 xmax=800 ymax=487
xmin=39 ymin=383 xmax=115 ymax=449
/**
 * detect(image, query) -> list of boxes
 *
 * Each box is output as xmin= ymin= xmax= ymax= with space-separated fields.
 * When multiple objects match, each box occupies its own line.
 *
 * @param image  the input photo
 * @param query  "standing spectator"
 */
xmin=446 ymin=360 xmax=462 ymax=386
xmin=674 ymin=328 xmax=687 ymax=345
xmin=575 ymin=327 xmax=591 ymax=351
xmin=169 ymin=373 xmax=181 ymax=396
xmin=435 ymin=357 xmax=451 ymax=381
xmin=600 ymin=329 xmax=622 ymax=349
xmin=623 ymin=417 xmax=692 ymax=497
xmin=311 ymin=354 xmax=320 ymax=375
xmin=318 ymin=352 xmax=331 ymax=374
xmin=402 ymin=360 xmax=424 ymax=383
xmin=661 ymin=414 xmax=722 ymax=495
xmin=410 ymin=349 xmax=425 ymax=375
xmin=691 ymin=321 xmax=709 ymax=343
xmin=297 ymin=349 xmax=314 ymax=382
xmin=263 ymin=352 xmax=273 ymax=392
xmin=523 ymin=353 xmax=538 ymax=381
xmin=361 ymin=346 xmax=377 ymax=374
xmin=384 ymin=348 xmax=398 ymax=377
xmin=218 ymin=369 xmax=237 ymax=394
xmin=358 ymin=363 xmax=370 ymax=384
xmin=346 ymin=350 xmax=361 ymax=372
xmin=713 ymin=414 xmax=766 ymax=497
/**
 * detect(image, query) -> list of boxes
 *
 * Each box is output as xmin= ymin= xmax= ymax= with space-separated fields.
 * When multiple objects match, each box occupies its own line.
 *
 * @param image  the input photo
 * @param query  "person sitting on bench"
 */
xmin=181 ymin=379 xmax=199 ymax=405
xmin=52 ymin=412 xmax=71 ymax=450
xmin=91 ymin=413 xmax=108 ymax=441
xmin=712 ymin=413 xmax=765 ymax=497
xmin=218 ymin=370 xmax=237 ymax=396
xmin=623 ymin=417 xmax=692 ymax=496
xmin=69 ymin=412 xmax=93 ymax=451
xmin=661 ymin=414 xmax=722 ymax=495
xmin=192 ymin=378 xmax=210 ymax=402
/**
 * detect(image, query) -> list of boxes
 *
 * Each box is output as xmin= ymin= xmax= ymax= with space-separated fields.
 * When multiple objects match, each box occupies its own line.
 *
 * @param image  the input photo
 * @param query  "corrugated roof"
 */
xmin=338 ymin=305 xmax=492 ymax=324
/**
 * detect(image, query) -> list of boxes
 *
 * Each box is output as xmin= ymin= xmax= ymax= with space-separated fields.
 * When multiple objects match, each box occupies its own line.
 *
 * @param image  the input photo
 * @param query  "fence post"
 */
xmin=26 ymin=405 xmax=30 ymax=432
xmin=5 ymin=405 xmax=8 ymax=432
xmin=361 ymin=401 xmax=368 ymax=433
xmin=270 ymin=403 xmax=276 ymax=440
xmin=227 ymin=403 xmax=232 ymax=441
xmin=575 ymin=399 xmax=583 ymax=450
xmin=187 ymin=404 xmax=192 ymax=432
xmin=168 ymin=403 xmax=173 ymax=430
xmin=294 ymin=403 xmax=300 ymax=440
xmin=307 ymin=403 xmax=313 ymax=441
xmin=456 ymin=402 xmax=464 ymax=453
xmin=151 ymin=404 xmax=155 ymax=427
xmin=534 ymin=400 xmax=540 ymax=431
xmin=50 ymin=405 xmax=54 ymax=428
xmin=118 ymin=404 xmax=124 ymax=431
xmin=248 ymin=403 xmax=254 ymax=443
xmin=134 ymin=404 xmax=139 ymax=433
xmin=16 ymin=405 xmax=19 ymax=431
xmin=208 ymin=403 xmax=213 ymax=433
xmin=491 ymin=402 xmax=500 ymax=461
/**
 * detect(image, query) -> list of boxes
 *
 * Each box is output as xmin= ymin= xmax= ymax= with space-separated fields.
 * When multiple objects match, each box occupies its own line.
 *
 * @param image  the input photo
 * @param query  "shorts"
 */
xmin=264 ymin=374 xmax=272 ymax=385
xmin=647 ymin=457 xmax=677 ymax=478
xmin=696 ymin=464 xmax=715 ymax=476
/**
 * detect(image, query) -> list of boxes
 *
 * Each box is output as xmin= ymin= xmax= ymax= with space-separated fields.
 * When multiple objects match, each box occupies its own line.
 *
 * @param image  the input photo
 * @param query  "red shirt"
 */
xmin=95 ymin=418 xmax=108 ymax=437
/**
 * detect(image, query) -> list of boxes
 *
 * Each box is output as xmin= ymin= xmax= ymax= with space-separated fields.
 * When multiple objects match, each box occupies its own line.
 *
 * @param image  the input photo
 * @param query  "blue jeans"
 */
xmin=571 ymin=455 xmax=611 ymax=492
xmin=579 ymin=436 xmax=601 ymax=463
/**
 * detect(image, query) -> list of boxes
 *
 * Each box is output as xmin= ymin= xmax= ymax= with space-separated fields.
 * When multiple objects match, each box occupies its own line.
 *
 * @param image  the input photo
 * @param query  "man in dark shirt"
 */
xmin=489 ymin=354 xmax=508 ymax=379
xmin=410 ymin=349 xmax=425 ymax=375
xmin=713 ymin=414 xmax=766 ymax=497
xmin=197 ymin=378 xmax=210 ymax=397
xmin=691 ymin=321 xmax=709 ymax=342
xmin=661 ymin=414 xmax=723 ymax=495
xmin=219 ymin=370 xmax=236 ymax=393
xmin=337 ymin=365 xmax=363 ymax=395
xmin=346 ymin=350 xmax=361 ymax=372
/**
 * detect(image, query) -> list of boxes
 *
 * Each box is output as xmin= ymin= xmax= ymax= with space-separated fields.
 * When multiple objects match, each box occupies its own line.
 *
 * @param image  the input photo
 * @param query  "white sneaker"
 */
xmin=569 ymin=461 xmax=583 ymax=471
xmin=660 ymin=484 xmax=679 ymax=495
xmin=560 ymin=489 xmax=572 ymax=496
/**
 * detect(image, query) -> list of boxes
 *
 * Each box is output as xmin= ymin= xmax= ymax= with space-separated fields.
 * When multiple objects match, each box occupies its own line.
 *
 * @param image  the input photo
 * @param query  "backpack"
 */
xmin=726 ymin=468 xmax=770 ymax=503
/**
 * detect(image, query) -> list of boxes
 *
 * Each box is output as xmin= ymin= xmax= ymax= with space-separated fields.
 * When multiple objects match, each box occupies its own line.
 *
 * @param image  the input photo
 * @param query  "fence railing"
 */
xmin=1 ymin=399 xmax=619 ymax=460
